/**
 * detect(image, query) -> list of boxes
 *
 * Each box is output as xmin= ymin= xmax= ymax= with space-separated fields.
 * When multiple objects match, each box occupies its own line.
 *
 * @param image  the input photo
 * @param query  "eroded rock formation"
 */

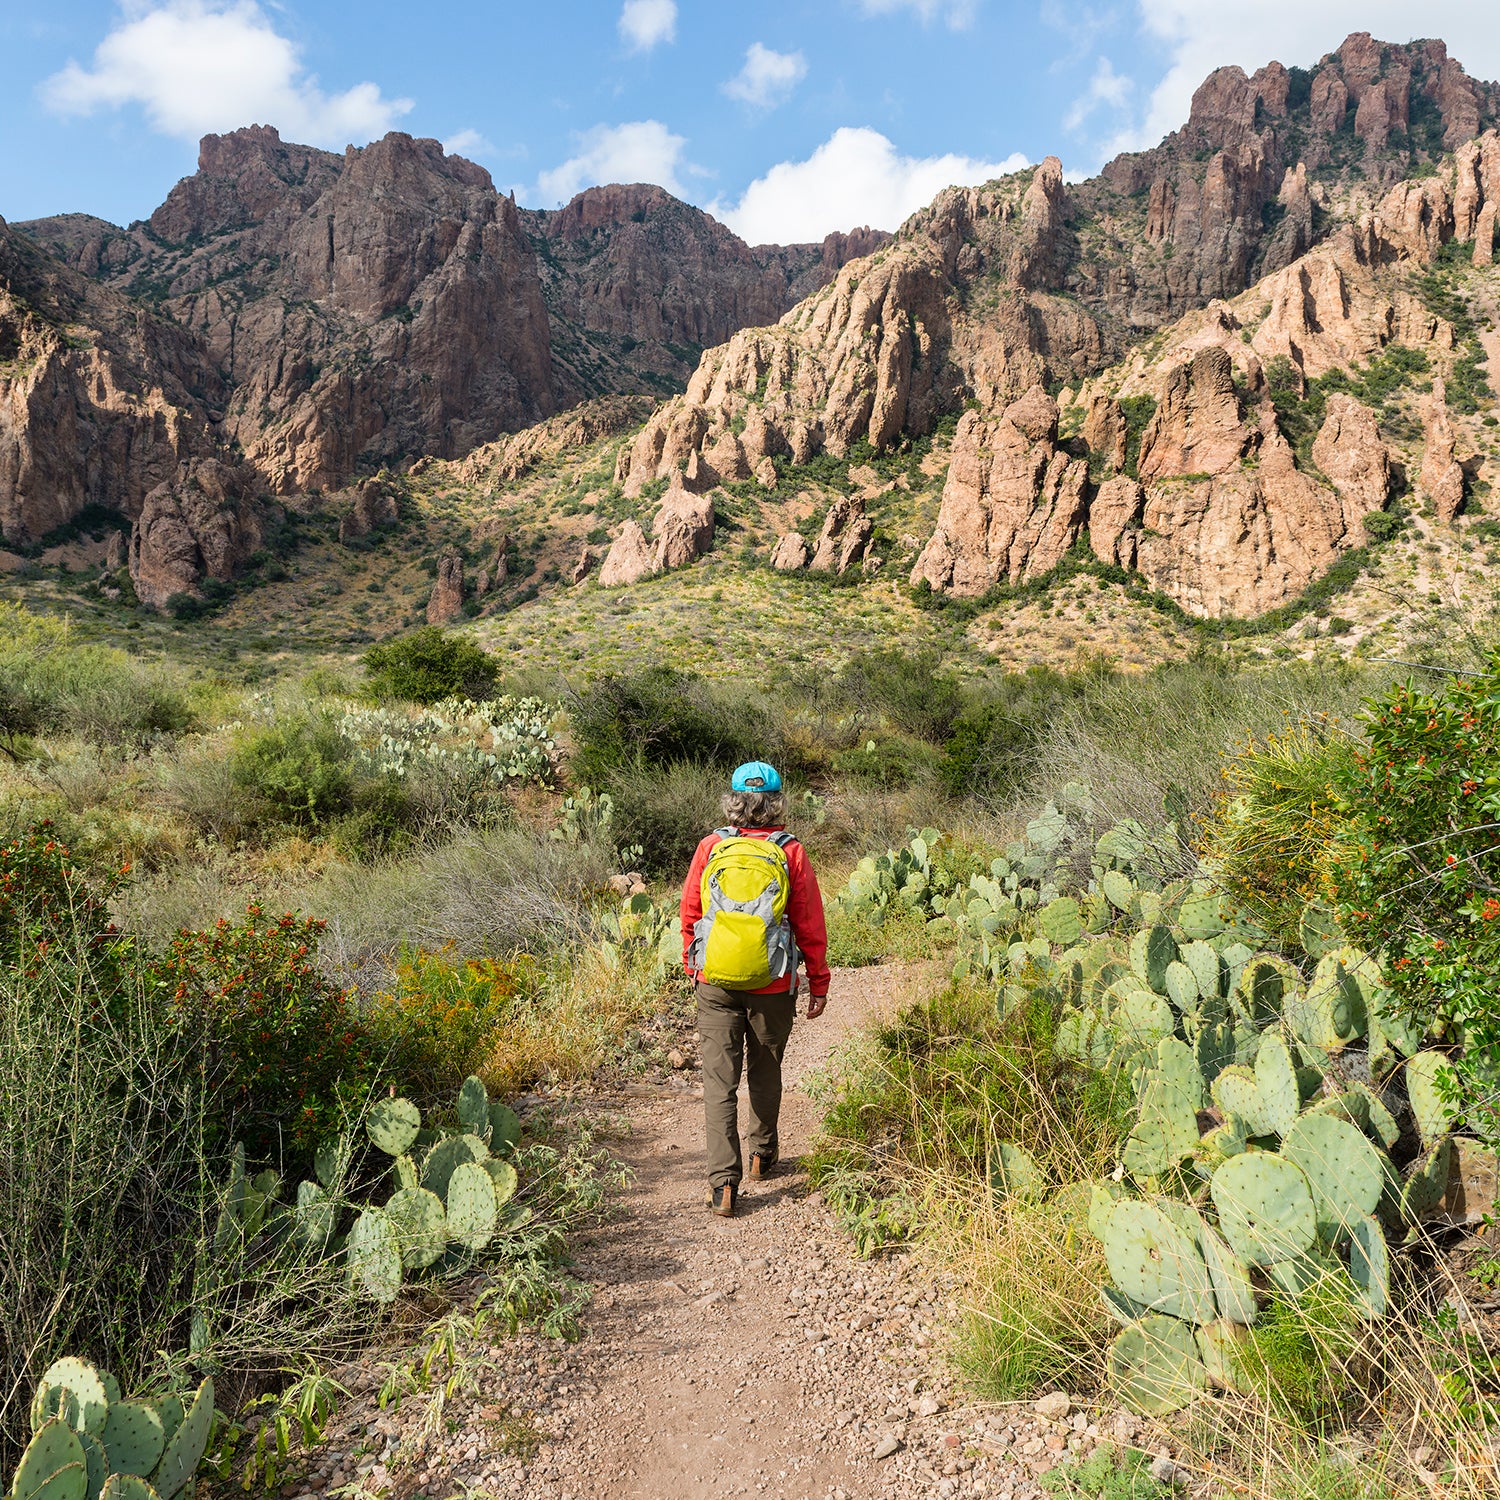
xmin=1420 ymin=376 xmax=1466 ymax=520
xmin=339 ymin=476 xmax=401 ymax=542
xmin=128 ymin=459 xmax=263 ymax=610
xmin=427 ymin=549 xmax=465 ymax=623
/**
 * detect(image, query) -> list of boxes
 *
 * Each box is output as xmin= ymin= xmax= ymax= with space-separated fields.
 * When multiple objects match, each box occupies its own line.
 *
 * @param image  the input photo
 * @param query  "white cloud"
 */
xmin=442 ymin=129 xmax=492 ymax=160
xmin=723 ymin=43 xmax=808 ymax=109
xmin=709 ymin=126 xmax=1026 ymax=244
xmin=856 ymin=0 xmax=980 ymax=29
xmin=536 ymin=120 xmax=689 ymax=204
xmin=617 ymin=0 xmax=676 ymax=53
xmin=1063 ymin=56 xmax=1133 ymax=133
xmin=40 ymin=0 xmax=411 ymax=145
xmin=1119 ymin=1 xmax=1500 ymax=154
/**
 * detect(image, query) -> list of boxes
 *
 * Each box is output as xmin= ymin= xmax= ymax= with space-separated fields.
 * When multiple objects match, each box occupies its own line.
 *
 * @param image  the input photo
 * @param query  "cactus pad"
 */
xmin=99 ymin=1400 xmax=166 ymax=1477
xmin=1298 ymin=903 xmax=1345 ymax=959
xmin=1123 ymin=1077 xmax=1199 ymax=1178
xmin=456 ymin=1076 xmax=491 ymax=1136
xmin=151 ymin=1377 xmax=212 ymax=1500
xmin=988 ymin=1142 xmax=1044 ymax=1200
xmin=1163 ymin=961 xmax=1198 ymax=1013
xmin=1100 ymin=870 xmax=1136 ymax=913
xmin=14 ymin=1422 xmax=88 ymax=1500
xmin=1178 ymin=891 xmax=1227 ymax=941
xmin=76 ymin=1431 xmax=106 ymax=1500
xmin=1100 ymin=1286 xmax=1149 ymax=1325
xmin=1399 ymin=1138 xmax=1454 ymax=1227
xmin=1129 ymin=926 xmax=1178 ymax=994
xmin=293 ymin=1181 xmax=336 ymax=1252
xmin=367 ymin=1096 xmax=421 ymax=1157
xmin=1347 ymin=1214 xmax=1389 ymax=1318
xmin=31 ymin=1360 xmax=110 ymax=1436
xmin=1087 ymin=1180 xmax=1123 ymax=1239
xmin=420 ymin=1134 xmax=488 ymax=1200
xmin=445 ymin=1161 xmax=498 ymax=1250
xmin=385 ymin=1187 xmax=448 ymax=1269
xmin=1235 ymin=956 xmax=1295 ymax=1025
xmin=1210 ymin=1152 xmax=1317 ymax=1267
xmin=1281 ymin=1113 xmax=1383 ymax=1238
xmin=1038 ymin=897 xmax=1083 ymax=945
xmin=1101 ymin=1201 xmax=1216 ymax=1323
xmin=1210 ymin=1032 xmax=1299 ymax=1138
xmin=313 ymin=1135 xmax=351 ymax=1191
xmin=488 ymin=1103 xmax=522 ymax=1156
xmin=346 ymin=1209 xmax=403 ymax=1303
xmin=1199 ymin=1222 xmax=1257 ymax=1325
xmin=1116 ymin=988 xmax=1175 ymax=1049
xmin=100 ymin=1479 xmax=159 ymax=1500
xmin=1405 ymin=1052 xmax=1459 ymax=1147
xmin=147 ymin=1398 xmax=183 ymax=1452
xmin=1194 ymin=1318 xmax=1248 ymax=1390
xmin=1107 ymin=1315 xmax=1208 ymax=1416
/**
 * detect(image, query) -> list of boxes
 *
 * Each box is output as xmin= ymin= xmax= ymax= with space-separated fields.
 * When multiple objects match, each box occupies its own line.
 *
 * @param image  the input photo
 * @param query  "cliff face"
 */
xmin=520 ymin=184 xmax=885 ymax=402
xmin=0 ymin=216 xmax=221 ymax=545
xmin=22 ymin=127 xmax=558 ymax=495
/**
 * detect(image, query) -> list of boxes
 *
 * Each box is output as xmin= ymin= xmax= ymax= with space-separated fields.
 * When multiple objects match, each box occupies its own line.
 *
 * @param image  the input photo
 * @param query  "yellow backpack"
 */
xmin=690 ymin=829 xmax=798 ymax=990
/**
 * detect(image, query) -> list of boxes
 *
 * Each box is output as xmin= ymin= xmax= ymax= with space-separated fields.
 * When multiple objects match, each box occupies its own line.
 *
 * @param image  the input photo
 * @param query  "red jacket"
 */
xmin=680 ymin=826 xmax=830 ymax=998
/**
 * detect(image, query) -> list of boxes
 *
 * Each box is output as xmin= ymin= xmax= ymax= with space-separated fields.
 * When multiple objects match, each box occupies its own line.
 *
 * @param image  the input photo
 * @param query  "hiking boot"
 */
xmin=748 ymin=1152 xmax=777 ymax=1181
xmin=705 ymin=1183 xmax=736 ymax=1217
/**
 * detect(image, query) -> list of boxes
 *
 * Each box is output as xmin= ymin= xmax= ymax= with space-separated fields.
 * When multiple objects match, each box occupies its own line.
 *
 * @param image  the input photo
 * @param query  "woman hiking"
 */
xmin=679 ymin=761 xmax=830 ymax=1217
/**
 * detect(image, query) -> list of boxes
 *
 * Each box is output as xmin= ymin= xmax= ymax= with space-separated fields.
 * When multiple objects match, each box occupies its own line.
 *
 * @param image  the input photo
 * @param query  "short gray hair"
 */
xmin=722 ymin=789 xmax=787 ymax=828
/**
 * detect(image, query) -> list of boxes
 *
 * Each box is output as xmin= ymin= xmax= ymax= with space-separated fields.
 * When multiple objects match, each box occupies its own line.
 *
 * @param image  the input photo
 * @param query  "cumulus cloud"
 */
xmin=1118 ymin=1 xmax=1500 ymax=153
xmin=442 ymin=129 xmax=492 ymax=160
xmin=41 ymin=0 xmax=411 ymax=145
xmin=709 ymin=126 xmax=1026 ymax=244
xmin=618 ymin=0 xmax=677 ymax=53
xmin=536 ymin=120 xmax=689 ymax=204
xmin=1063 ymin=56 xmax=1133 ymax=133
xmin=723 ymin=43 xmax=808 ymax=109
xmin=856 ymin=0 xmax=980 ymax=29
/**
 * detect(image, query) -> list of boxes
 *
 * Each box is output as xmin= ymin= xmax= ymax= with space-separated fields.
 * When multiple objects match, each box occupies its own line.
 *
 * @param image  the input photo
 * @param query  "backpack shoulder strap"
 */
xmin=767 ymin=830 xmax=797 ymax=850
xmin=713 ymin=826 xmax=739 ymax=840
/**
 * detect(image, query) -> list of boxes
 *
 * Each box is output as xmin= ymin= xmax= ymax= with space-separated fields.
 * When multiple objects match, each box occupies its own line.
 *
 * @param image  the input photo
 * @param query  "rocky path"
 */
xmin=295 ymin=966 xmax=1136 ymax=1500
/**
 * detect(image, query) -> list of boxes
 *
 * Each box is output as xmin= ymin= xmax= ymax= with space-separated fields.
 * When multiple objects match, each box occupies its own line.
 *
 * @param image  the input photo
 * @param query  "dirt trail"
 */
xmin=297 ymin=967 xmax=1116 ymax=1500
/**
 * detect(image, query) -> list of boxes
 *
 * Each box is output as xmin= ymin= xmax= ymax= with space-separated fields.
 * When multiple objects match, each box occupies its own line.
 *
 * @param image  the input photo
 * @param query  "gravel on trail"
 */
xmin=285 ymin=965 xmax=1149 ymax=1500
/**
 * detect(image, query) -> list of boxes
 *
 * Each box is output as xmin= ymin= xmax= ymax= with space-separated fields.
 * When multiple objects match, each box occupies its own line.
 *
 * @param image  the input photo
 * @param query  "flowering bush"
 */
xmin=153 ymin=905 xmax=373 ymax=1163
xmin=367 ymin=943 xmax=541 ymax=1095
xmin=1330 ymin=654 xmax=1500 ymax=1131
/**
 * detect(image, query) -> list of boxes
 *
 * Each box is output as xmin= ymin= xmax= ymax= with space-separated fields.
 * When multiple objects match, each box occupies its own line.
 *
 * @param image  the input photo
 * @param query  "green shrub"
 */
xmin=571 ymin=666 xmax=792 ymax=785
xmin=231 ymin=717 xmax=353 ymax=828
xmin=1238 ymin=1287 xmax=1361 ymax=1431
xmin=832 ymin=736 xmax=941 ymax=788
xmin=1330 ymin=653 xmax=1500 ymax=1130
xmin=824 ymin=901 xmax=946 ymax=966
xmin=363 ymin=626 xmax=499 ymax=703
xmin=604 ymin=759 xmax=729 ymax=878
xmin=154 ymin=904 xmax=374 ymax=1166
xmin=834 ymin=649 xmax=964 ymax=742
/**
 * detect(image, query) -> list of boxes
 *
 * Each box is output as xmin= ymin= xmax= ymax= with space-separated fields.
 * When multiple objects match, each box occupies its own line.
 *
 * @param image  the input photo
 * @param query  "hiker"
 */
xmin=680 ymin=761 xmax=830 ymax=1217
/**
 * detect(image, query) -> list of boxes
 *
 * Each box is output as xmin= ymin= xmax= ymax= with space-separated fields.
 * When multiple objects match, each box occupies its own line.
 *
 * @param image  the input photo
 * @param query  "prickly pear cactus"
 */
xmin=385 ymin=1187 xmax=448 ymax=1269
xmin=488 ymin=1102 xmax=522 ymax=1156
xmin=347 ymin=1208 xmax=403 ymax=1303
xmin=1107 ymin=1315 xmax=1208 ymax=1416
xmin=99 ymin=1401 xmax=166 ymax=1477
xmin=367 ymin=1096 xmax=421 ymax=1156
xmin=1199 ymin=1222 xmax=1257 ymax=1325
xmin=1347 ymin=1214 xmax=1389 ymax=1318
xmin=1210 ymin=1152 xmax=1317 ymax=1267
xmin=99 ymin=1478 xmax=159 ymax=1500
xmin=1399 ymin=1137 xmax=1454 ymax=1227
xmin=30 ymin=1360 xmax=110 ymax=1437
xmin=314 ymin=1134 xmax=352 ymax=1190
xmin=1281 ymin=1113 xmax=1384 ymax=1239
xmin=1405 ymin=1052 xmax=1459 ymax=1147
xmin=446 ymin=1161 xmax=499 ymax=1250
xmin=149 ymin=1376 xmax=213 ymax=1500
xmin=987 ymin=1142 xmax=1044 ymax=1200
xmin=1038 ymin=898 xmax=1083 ymax=945
xmin=1298 ymin=902 xmax=1345 ymax=960
xmin=482 ymin=1158 xmax=520 ymax=1208
xmin=1194 ymin=1318 xmax=1249 ymax=1390
xmin=13 ymin=1420 xmax=88 ymax=1500
xmin=1101 ymin=1201 xmax=1216 ymax=1323
xmin=456 ymin=1075 xmax=491 ymax=1136
xmin=421 ymin=1133 xmax=489 ymax=1200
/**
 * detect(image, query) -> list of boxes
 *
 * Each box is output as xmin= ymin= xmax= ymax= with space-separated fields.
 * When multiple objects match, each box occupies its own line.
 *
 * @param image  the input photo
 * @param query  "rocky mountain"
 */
xmin=519 ymin=185 xmax=885 ymax=403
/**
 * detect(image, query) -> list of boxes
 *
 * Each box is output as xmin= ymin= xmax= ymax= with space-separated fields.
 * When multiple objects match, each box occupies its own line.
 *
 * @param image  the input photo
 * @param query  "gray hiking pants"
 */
xmin=696 ymin=982 xmax=796 ymax=1189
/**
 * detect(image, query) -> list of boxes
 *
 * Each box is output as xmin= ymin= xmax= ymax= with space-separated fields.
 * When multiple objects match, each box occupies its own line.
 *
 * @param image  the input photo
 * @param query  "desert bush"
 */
xmin=824 ymin=900 xmax=948 ymax=967
xmin=1330 ymin=655 xmax=1500 ymax=1132
xmin=367 ymin=944 xmax=545 ymax=1096
xmin=831 ymin=735 xmax=942 ymax=788
xmin=834 ymin=648 xmax=965 ymax=743
xmin=603 ymin=758 xmax=730 ymax=878
xmin=154 ymin=904 xmax=375 ymax=1167
xmin=570 ymin=666 xmax=799 ymax=785
xmin=362 ymin=626 xmax=499 ymax=703
xmin=231 ymin=715 xmax=355 ymax=828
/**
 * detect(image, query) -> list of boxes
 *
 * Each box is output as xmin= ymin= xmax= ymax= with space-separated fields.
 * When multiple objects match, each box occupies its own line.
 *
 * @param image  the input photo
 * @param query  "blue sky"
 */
xmin=2 ymin=2 xmax=1498 ymax=244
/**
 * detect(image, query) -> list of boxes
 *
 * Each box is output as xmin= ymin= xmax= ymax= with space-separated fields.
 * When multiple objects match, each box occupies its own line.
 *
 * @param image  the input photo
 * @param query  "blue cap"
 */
xmin=731 ymin=760 xmax=782 ymax=793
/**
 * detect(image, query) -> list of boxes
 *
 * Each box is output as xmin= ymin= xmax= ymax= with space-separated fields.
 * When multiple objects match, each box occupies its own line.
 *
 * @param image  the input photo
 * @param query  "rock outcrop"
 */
xmin=598 ymin=519 xmax=658 ymax=586
xmin=1311 ymin=395 xmax=1392 ymax=518
xmin=128 ymin=459 xmax=263 ymax=610
xmin=769 ymin=532 xmax=811 ymax=572
xmin=339 ymin=476 xmax=401 ymax=542
xmin=1420 ymin=377 xmax=1466 ymax=520
xmin=427 ymin=549 xmax=465 ymax=623
xmin=809 ymin=497 xmax=874 ymax=574
xmin=454 ymin=395 xmax=653 ymax=488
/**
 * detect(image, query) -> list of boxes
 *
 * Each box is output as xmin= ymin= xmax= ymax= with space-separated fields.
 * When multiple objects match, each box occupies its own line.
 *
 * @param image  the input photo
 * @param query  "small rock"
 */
xmin=1035 ymin=1391 xmax=1071 ymax=1423
xmin=873 ymin=1434 xmax=903 ymax=1460
xmin=942 ymin=1432 xmax=961 ymax=1449
xmin=916 ymin=1395 xmax=943 ymax=1416
xmin=668 ymin=1049 xmax=687 ymax=1070
xmin=1412 ymin=1447 xmax=1434 ymax=1467
xmin=1021 ymin=1437 xmax=1045 ymax=1457
xmin=1150 ymin=1456 xmax=1187 ymax=1488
